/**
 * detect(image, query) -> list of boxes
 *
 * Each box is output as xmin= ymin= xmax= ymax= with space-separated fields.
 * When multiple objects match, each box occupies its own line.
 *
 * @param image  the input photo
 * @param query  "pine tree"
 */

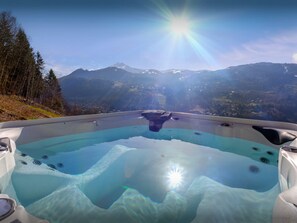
xmin=0 ymin=11 xmax=65 ymax=114
xmin=34 ymin=51 xmax=45 ymax=99
xmin=10 ymin=28 xmax=36 ymax=98
xmin=0 ymin=12 xmax=17 ymax=93
xmin=43 ymin=69 xmax=64 ymax=112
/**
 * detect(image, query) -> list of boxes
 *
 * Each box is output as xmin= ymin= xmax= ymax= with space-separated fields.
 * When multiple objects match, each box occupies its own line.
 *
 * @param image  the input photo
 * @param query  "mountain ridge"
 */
xmin=64 ymin=61 xmax=297 ymax=78
xmin=59 ymin=62 xmax=297 ymax=122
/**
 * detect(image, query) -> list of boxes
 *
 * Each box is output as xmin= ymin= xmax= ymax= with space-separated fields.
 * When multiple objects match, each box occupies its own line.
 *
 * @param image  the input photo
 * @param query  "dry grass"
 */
xmin=0 ymin=95 xmax=62 ymax=122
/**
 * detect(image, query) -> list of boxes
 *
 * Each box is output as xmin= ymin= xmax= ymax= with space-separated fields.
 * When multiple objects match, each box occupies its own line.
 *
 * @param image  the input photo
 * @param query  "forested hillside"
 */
xmin=60 ymin=63 xmax=297 ymax=123
xmin=0 ymin=11 xmax=64 ymax=120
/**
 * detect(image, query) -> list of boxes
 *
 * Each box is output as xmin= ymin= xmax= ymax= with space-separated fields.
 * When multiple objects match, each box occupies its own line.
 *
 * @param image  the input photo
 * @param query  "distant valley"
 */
xmin=59 ymin=62 xmax=297 ymax=123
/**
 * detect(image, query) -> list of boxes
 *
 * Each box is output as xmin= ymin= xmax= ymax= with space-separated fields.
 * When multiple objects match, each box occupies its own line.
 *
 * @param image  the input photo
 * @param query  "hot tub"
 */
xmin=0 ymin=111 xmax=296 ymax=223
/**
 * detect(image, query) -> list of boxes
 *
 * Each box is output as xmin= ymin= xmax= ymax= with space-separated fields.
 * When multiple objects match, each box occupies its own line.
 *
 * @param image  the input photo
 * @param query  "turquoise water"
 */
xmin=7 ymin=126 xmax=280 ymax=223
xmin=18 ymin=126 xmax=279 ymax=175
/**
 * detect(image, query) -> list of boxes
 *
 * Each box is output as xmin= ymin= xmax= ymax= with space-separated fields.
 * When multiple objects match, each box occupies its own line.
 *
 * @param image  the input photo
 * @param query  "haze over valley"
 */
xmin=60 ymin=62 xmax=297 ymax=123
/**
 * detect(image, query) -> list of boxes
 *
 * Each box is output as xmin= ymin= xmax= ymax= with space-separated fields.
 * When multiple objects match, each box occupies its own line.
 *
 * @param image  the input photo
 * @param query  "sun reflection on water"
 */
xmin=167 ymin=164 xmax=184 ymax=190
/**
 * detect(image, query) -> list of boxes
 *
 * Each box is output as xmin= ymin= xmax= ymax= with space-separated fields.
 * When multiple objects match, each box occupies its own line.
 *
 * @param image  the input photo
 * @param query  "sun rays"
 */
xmin=150 ymin=1 xmax=216 ymax=68
xmin=169 ymin=16 xmax=191 ymax=37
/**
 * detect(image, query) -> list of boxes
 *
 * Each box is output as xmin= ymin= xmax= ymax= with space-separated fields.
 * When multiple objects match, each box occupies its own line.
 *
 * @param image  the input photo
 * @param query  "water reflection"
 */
xmin=167 ymin=164 xmax=184 ymax=190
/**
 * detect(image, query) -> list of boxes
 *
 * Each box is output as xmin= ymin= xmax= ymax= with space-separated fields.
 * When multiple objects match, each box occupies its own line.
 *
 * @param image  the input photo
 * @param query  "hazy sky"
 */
xmin=1 ymin=0 xmax=297 ymax=76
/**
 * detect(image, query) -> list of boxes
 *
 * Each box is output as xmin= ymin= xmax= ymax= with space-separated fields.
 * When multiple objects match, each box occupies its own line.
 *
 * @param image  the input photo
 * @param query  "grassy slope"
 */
xmin=0 ymin=95 xmax=62 ymax=122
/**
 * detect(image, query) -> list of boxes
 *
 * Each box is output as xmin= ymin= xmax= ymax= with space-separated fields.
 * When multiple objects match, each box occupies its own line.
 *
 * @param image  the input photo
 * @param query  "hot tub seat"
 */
xmin=273 ymin=145 xmax=297 ymax=223
xmin=0 ymin=194 xmax=48 ymax=223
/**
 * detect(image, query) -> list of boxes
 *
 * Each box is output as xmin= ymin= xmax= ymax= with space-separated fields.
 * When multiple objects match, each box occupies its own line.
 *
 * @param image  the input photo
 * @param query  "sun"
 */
xmin=169 ymin=16 xmax=190 ymax=37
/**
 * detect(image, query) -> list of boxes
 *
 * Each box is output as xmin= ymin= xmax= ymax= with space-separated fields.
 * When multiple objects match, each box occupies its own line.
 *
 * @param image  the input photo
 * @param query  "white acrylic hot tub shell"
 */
xmin=0 ymin=194 xmax=48 ymax=223
xmin=0 ymin=138 xmax=16 ymax=192
xmin=0 ymin=147 xmax=15 ymax=179
xmin=0 ymin=111 xmax=297 ymax=223
xmin=273 ymin=144 xmax=297 ymax=223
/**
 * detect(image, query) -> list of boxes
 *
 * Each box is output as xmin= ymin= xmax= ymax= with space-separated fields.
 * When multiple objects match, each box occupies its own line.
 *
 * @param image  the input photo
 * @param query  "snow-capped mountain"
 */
xmin=111 ymin=63 xmax=162 ymax=75
xmin=111 ymin=63 xmax=144 ymax=74
xmin=110 ymin=63 xmax=200 ymax=75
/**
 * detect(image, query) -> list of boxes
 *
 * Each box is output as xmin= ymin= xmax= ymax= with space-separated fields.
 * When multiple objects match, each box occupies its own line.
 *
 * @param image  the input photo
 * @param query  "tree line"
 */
xmin=0 ymin=11 xmax=64 ymax=112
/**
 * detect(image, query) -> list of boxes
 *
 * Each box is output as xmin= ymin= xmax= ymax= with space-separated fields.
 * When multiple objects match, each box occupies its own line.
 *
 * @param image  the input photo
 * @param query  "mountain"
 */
xmin=59 ymin=62 xmax=297 ymax=122
xmin=111 ymin=63 xmax=148 ymax=74
xmin=111 ymin=63 xmax=197 ymax=75
xmin=60 ymin=66 xmax=156 ymax=85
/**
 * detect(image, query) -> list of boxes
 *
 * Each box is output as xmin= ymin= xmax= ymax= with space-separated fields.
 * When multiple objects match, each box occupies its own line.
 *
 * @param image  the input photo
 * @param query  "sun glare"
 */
xmin=167 ymin=165 xmax=184 ymax=189
xmin=154 ymin=1 xmax=216 ymax=66
xmin=169 ymin=16 xmax=190 ymax=37
xmin=293 ymin=53 xmax=297 ymax=63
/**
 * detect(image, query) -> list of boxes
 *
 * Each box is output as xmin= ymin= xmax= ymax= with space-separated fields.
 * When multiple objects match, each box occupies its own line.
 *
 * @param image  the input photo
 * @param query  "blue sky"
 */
xmin=1 ymin=0 xmax=297 ymax=76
